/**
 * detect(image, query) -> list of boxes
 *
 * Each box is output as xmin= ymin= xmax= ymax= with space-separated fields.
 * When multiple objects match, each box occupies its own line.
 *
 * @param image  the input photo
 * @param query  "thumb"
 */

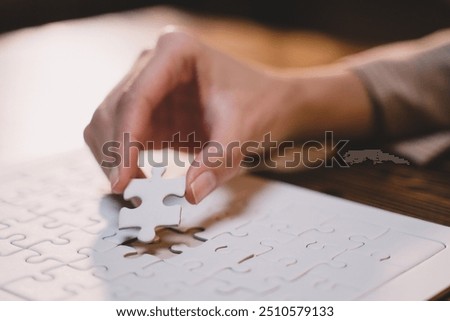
xmin=185 ymin=142 xmax=244 ymax=204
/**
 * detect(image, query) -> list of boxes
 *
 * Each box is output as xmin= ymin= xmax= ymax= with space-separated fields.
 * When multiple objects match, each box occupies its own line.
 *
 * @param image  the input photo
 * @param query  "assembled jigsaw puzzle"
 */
xmin=0 ymin=150 xmax=449 ymax=300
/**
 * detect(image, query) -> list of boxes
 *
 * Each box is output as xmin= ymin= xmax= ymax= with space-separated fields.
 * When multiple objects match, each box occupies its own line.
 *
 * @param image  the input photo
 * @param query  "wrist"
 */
xmin=277 ymin=68 xmax=374 ymax=141
xmin=262 ymin=73 xmax=311 ymax=141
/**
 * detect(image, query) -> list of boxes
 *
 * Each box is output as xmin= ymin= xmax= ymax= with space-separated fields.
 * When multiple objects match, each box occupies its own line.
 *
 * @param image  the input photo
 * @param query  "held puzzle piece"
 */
xmin=0 ymin=149 xmax=450 ymax=300
xmin=119 ymin=167 xmax=185 ymax=243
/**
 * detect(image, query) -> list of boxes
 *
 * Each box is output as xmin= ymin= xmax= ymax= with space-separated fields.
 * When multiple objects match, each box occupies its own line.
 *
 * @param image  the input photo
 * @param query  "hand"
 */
xmin=84 ymin=28 xmax=296 ymax=204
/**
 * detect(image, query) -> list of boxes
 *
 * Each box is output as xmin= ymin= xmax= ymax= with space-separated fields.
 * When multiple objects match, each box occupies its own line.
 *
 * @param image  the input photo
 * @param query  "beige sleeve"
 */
xmin=349 ymin=31 xmax=450 ymax=140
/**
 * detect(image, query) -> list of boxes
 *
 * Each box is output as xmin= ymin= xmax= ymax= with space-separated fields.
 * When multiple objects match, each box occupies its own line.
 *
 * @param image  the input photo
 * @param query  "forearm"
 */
xmin=290 ymin=70 xmax=373 ymax=140
xmin=351 ymin=41 xmax=450 ymax=139
xmin=277 ymin=29 xmax=450 ymax=142
xmin=273 ymin=68 xmax=374 ymax=142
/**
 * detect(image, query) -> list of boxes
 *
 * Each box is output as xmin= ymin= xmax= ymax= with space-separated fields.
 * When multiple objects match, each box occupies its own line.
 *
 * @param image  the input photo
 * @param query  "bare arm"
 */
xmin=84 ymin=28 xmax=450 ymax=203
xmin=282 ymin=28 xmax=450 ymax=142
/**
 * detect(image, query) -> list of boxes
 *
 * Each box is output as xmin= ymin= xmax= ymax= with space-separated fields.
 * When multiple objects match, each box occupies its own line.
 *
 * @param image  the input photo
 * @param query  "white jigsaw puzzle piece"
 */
xmin=164 ymin=278 xmax=233 ymax=301
xmin=168 ymin=235 xmax=255 ymax=278
xmin=0 ymin=216 xmax=72 ymax=248
xmin=95 ymin=195 xmax=140 ymax=244
xmin=63 ymin=283 xmax=109 ymax=300
xmin=308 ymin=252 xmax=406 ymax=293
xmin=0 ymin=234 xmax=26 ymax=256
xmin=101 ymin=227 xmax=139 ymax=246
xmin=0 ymin=202 xmax=38 ymax=223
xmin=75 ymin=245 xmax=161 ymax=280
xmin=109 ymin=261 xmax=203 ymax=300
xmin=261 ymin=237 xmax=347 ymax=281
xmin=214 ymin=256 xmax=286 ymax=294
xmin=0 ymin=249 xmax=63 ymax=286
xmin=0 ymin=288 xmax=26 ymax=300
xmin=3 ymin=265 xmax=103 ymax=300
xmin=265 ymin=272 xmax=361 ymax=300
xmin=348 ymin=229 xmax=446 ymax=268
xmin=119 ymin=167 xmax=185 ymax=242
xmin=27 ymin=230 xmax=116 ymax=265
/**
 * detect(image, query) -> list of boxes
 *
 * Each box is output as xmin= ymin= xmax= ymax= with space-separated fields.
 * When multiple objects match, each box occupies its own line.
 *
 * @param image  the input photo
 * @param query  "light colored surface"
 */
xmin=0 ymin=148 xmax=449 ymax=300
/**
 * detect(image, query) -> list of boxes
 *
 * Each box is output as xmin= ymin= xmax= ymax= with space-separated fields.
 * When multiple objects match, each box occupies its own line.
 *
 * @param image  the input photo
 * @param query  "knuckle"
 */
xmin=83 ymin=124 xmax=92 ymax=143
xmin=138 ymin=49 xmax=152 ymax=59
xmin=157 ymin=27 xmax=196 ymax=52
xmin=85 ymin=107 xmax=108 ymax=139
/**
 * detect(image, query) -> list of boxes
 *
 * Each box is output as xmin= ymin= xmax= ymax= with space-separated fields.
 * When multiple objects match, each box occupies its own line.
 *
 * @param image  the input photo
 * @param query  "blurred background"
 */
xmin=1 ymin=0 xmax=450 ymax=42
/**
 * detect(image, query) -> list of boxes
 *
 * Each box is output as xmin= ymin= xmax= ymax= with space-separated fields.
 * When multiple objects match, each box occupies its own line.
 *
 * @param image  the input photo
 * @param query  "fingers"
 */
xmin=185 ymin=139 xmax=245 ymax=204
xmin=109 ymin=143 xmax=146 ymax=194
xmin=86 ymin=30 xmax=202 ymax=195
xmin=110 ymin=32 xmax=200 ymax=194
xmin=84 ymin=50 xmax=153 ymax=190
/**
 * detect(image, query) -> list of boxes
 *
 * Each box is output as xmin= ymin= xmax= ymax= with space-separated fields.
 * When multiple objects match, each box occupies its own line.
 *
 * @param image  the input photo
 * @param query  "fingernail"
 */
xmin=190 ymin=171 xmax=217 ymax=203
xmin=109 ymin=167 xmax=120 ymax=193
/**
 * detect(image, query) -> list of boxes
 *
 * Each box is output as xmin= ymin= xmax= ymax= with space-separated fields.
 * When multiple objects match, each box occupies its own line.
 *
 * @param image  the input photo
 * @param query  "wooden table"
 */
xmin=262 ymin=156 xmax=450 ymax=227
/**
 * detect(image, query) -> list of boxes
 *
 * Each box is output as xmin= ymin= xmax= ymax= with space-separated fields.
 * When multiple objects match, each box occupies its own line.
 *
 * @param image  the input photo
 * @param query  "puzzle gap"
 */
xmin=120 ymin=227 xmax=205 ymax=260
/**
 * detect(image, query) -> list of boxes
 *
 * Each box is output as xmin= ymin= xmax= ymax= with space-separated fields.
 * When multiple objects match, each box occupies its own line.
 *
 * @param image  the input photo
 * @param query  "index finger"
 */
xmin=110 ymin=31 xmax=200 ymax=194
